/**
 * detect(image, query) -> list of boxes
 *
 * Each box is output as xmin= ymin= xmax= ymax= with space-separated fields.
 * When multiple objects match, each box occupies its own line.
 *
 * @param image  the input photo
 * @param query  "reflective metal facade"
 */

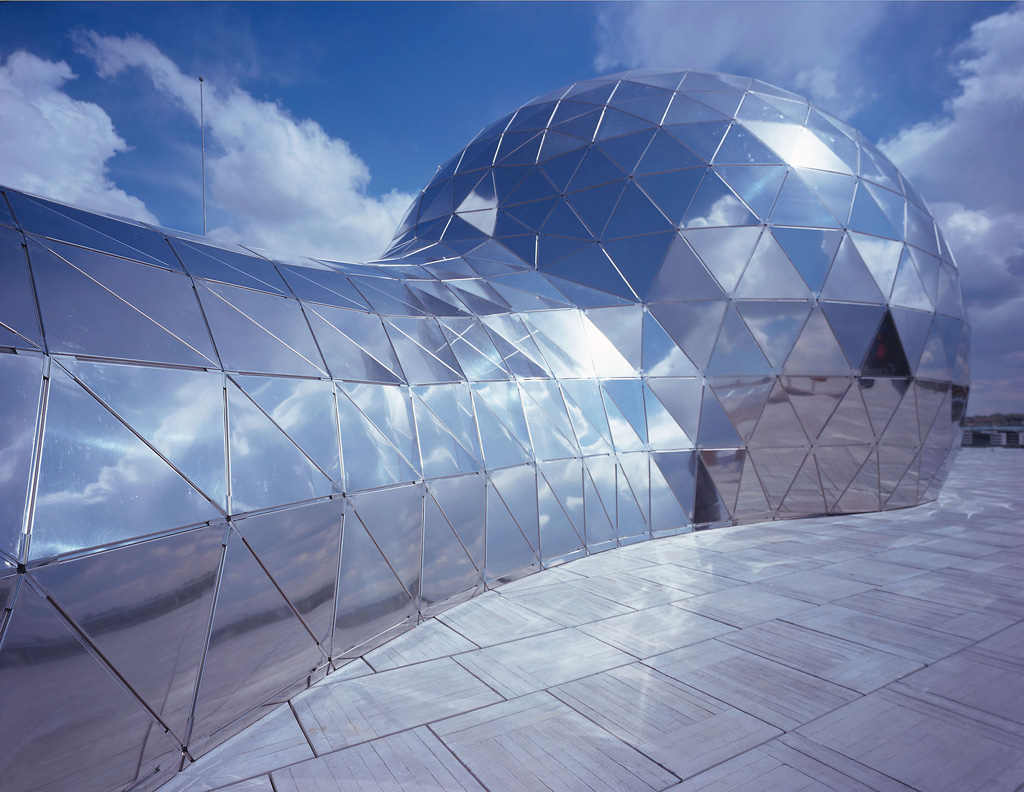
xmin=0 ymin=70 xmax=968 ymax=792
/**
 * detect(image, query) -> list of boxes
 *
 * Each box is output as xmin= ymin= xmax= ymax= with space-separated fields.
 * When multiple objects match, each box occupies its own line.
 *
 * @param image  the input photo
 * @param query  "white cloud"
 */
xmin=879 ymin=7 xmax=1024 ymax=414
xmin=593 ymin=1 xmax=888 ymax=115
xmin=0 ymin=50 xmax=157 ymax=222
xmin=76 ymin=33 xmax=415 ymax=262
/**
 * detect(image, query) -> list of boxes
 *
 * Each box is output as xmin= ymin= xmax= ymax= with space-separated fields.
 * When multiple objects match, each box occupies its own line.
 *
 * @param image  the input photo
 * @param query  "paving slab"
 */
xmin=580 ymin=604 xmax=735 ymax=658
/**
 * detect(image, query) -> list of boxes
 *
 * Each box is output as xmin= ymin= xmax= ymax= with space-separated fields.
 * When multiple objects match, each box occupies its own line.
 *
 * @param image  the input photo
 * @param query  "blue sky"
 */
xmin=0 ymin=1 xmax=1021 ymax=414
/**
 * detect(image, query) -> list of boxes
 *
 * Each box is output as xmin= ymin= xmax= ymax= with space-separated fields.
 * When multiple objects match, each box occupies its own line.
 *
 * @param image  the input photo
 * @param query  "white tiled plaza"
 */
xmin=162 ymin=450 xmax=1024 ymax=792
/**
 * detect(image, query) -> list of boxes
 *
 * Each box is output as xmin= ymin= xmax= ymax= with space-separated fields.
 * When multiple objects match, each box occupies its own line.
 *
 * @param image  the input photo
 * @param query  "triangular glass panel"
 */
xmin=171 ymin=238 xmax=288 ymax=294
xmin=795 ymin=168 xmax=857 ymax=225
xmin=471 ymin=387 xmax=531 ymax=469
xmin=227 ymin=378 xmax=334 ymax=513
xmin=880 ymin=385 xmax=921 ymax=448
xmin=866 ymin=181 xmax=910 ymax=235
xmin=235 ymin=499 xmax=343 ymax=646
xmin=280 ymin=267 xmax=371 ymax=311
xmin=782 ymin=376 xmax=850 ymax=441
xmin=604 ymin=183 xmax=675 ymax=238
xmin=858 ymin=378 xmax=910 ymax=437
xmin=863 ymin=310 xmax=913 ymax=376
xmin=192 ymin=529 xmax=323 ymax=740
xmin=485 ymin=473 xmax=537 ymax=579
xmin=538 ymin=459 xmax=585 ymax=563
xmin=31 ymin=365 xmax=221 ymax=560
xmin=416 ymin=380 xmax=482 ymax=462
xmin=0 ymin=582 xmax=179 ymax=792
xmin=663 ymin=93 xmax=730 ymax=124
xmin=643 ymin=381 xmax=696 ymax=450
xmin=519 ymin=381 xmax=578 ymax=461
xmin=540 ymin=199 xmax=593 ymax=240
xmin=651 ymin=451 xmax=697 ymax=523
xmin=636 ymin=168 xmax=706 ymax=225
xmin=915 ymin=380 xmax=948 ymax=440
xmin=848 ymin=233 xmax=903 ymax=297
xmin=616 ymin=92 xmax=672 ymax=123
xmin=890 ymin=250 xmax=933 ymax=311
xmin=747 ymin=447 xmax=807 ymax=511
xmin=714 ymin=165 xmax=787 ymax=221
xmin=782 ymin=307 xmax=852 ymax=375
xmin=412 ymin=392 xmax=481 ymax=477
xmin=34 ymin=524 xmax=224 ymax=740
xmin=583 ymin=457 xmax=617 ymax=548
xmin=643 ymin=311 xmax=700 ymax=376
xmin=820 ymin=302 xmax=886 ymax=370
xmin=815 ymin=444 xmax=872 ymax=508
xmin=349 ymin=484 xmax=423 ymax=604
xmin=336 ymin=389 xmax=418 ymax=492
xmin=749 ymin=380 xmax=808 ymax=449
xmin=539 ymin=146 xmax=588 ymax=192
xmin=385 ymin=317 xmax=464 ymax=385
xmin=834 ymin=450 xmax=880 ymax=513
xmin=709 ymin=375 xmax=773 ymax=442
xmin=697 ymin=385 xmax=744 ymax=447
xmin=647 ymin=300 xmax=728 ymax=370
xmin=682 ymin=173 xmax=760 ymax=228
xmin=491 ymin=464 xmax=540 ymax=553
xmin=820 ymin=234 xmax=886 ymax=304
xmin=618 ymin=452 xmax=651 ymax=532
xmin=713 ymin=124 xmax=783 ymax=165
xmin=7 ymin=190 xmax=179 ymax=268
xmin=198 ymin=282 xmax=325 ymax=377
xmin=733 ymin=300 xmax=811 ymax=369
xmin=28 ymin=239 xmax=217 ymax=366
xmin=306 ymin=305 xmax=404 ymax=384
xmin=437 ymin=317 xmax=509 ymax=382
xmin=0 ymin=226 xmax=43 ymax=349
xmin=646 ymin=377 xmax=702 ymax=442
xmin=599 ymin=130 xmax=656 ymax=173
xmin=650 ymin=452 xmax=690 ymax=533
xmin=62 ymin=358 xmax=228 ymax=508
xmin=586 ymin=305 xmax=643 ymax=370
xmin=559 ymin=379 xmax=614 ymax=455
xmin=603 ymin=378 xmax=649 ymax=447
xmin=693 ymin=455 xmax=730 ymax=524
xmin=342 ymin=382 xmax=420 ymax=477
xmin=596 ymin=107 xmax=654 ymax=141
xmin=427 ymin=474 xmax=485 ymax=569
xmin=234 ymin=375 xmax=339 ymax=482
xmin=908 ymin=248 xmax=941 ymax=308
xmin=935 ymin=316 xmax=962 ymax=372
xmin=733 ymin=454 xmax=771 ymax=520
xmin=817 ymin=382 xmax=873 ymax=445
xmin=333 ymin=507 xmax=416 ymax=656
xmin=778 ymin=453 xmax=826 ymax=517
xmin=480 ymin=314 xmax=550 ymax=378
xmin=646 ymin=234 xmax=726 ymax=302
xmin=740 ymin=122 xmax=852 ymax=174
xmin=707 ymin=304 xmax=773 ymax=376
xmin=492 ymin=165 xmax=533 ymax=203
xmin=771 ymin=228 xmax=843 ymax=293
xmin=522 ymin=310 xmax=596 ymax=378
xmin=684 ymin=226 xmax=761 ymax=294
xmin=603 ymin=232 xmax=676 ymax=300
xmin=565 ymin=180 xmax=626 ymax=236
xmin=848 ymin=184 xmax=900 ymax=239
xmin=421 ymin=491 xmax=480 ymax=607
xmin=906 ymin=202 xmax=939 ymax=257
xmin=769 ymin=175 xmax=840 ymax=228
xmin=666 ymin=121 xmax=731 ymax=162
xmin=0 ymin=352 xmax=43 ymax=559
xmin=935 ymin=263 xmax=963 ymax=317
xmin=545 ymin=245 xmax=635 ymax=300
xmin=567 ymin=148 xmax=627 ymax=191
xmin=636 ymin=130 xmax=704 ymax=174
xmin=506 ymin=168 xmax=560 ymax=207
xmin=733 ymin=230 xmax=812 ymax=299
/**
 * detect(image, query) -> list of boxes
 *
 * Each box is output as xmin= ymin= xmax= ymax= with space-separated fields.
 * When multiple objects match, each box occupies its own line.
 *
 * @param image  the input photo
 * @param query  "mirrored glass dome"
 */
xmin=0 ymin=70 xmax=968 ymax=792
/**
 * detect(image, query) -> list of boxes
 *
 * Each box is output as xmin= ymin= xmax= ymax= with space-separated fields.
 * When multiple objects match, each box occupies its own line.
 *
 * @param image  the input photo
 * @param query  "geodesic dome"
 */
xmin=0 ymin=69 xmax=968 ymax=792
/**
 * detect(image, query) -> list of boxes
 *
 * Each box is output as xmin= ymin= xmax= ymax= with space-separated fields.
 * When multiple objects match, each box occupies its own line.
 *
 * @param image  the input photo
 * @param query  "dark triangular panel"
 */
xmin=636 ymin=168 xmax=706 ymax=225
xmin=642 ymin=311 xmax=700 ymax=376
xmin=349 ymin=484 xmax=424 ymax=604
xmin=709 ymin=376 xmax=773 ymax=442
xmin=693 ymin=455 xmax=730 ymax=524
xmin=34 ymin=525 xmax=224 ymax=740
xmin=707 ymin=304 xmax=773 ymax=376
xmin=421 ymin=491 xmax=480 ymax=607
xmin=647 ymin=300 xmax=728 ymax=370
xmin=651 ymin=451 xmax=698 ymax=523
xmin=820 ymin=234 xmax=887 ymax=304
xmin=0 ymin=226 xmax=43 ymax=349
xmin=733 ymin=454 xmax=772 ymax=521
xmin=332 ymin=508 xmax=416 ymax=656
xmin=0 ymin=583 xmax=180 ymax=792
xmin=698 ymin=448 xmax=744 ymax=516
xmin=603 ymin=232 xmax=676 ymax=299
xmin=190 ymin=529 xmax=323 ymax=743
xmin=860 ymin=311 xmax=911 ymax=377
xmin=646 ymin=234 xmax=726 ymax=302
xmin=820 ymin=302 xmax=886 ymax=370
xmin=234 ymin=499 xmax=344 ymax=646
xmin=698 ymin=384 xmax=744 ymax=447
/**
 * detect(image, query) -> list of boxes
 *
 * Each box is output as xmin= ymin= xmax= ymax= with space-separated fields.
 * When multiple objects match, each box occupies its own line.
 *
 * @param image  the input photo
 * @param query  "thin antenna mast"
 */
xmin=199 ymin=74 xmax=207 ymax=236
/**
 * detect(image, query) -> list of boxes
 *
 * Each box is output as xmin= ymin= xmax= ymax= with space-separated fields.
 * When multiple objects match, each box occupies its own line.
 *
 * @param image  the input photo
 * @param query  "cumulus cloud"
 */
xmin=0 ymin=50 xmax=158 ymax=222
xmin=593 ymin=1 xmax=889 ymax=115
xmin=879 ymin=7 xmax=1024 ymax=414
xmin=75 ymin=32 xmax=414 ymax=262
